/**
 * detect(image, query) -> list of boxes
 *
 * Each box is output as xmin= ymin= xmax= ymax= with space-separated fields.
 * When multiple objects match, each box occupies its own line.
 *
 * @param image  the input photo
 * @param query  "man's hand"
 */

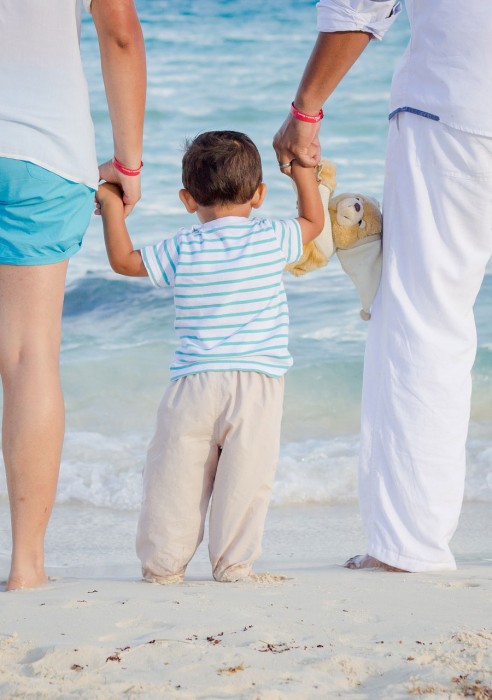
xmin=273 ymin=114 xmax=321 ymax=175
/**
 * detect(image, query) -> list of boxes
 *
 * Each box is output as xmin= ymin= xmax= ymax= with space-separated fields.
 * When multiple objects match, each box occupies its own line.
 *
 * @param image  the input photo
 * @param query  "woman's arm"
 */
xmin=91 ymin=0 xmax=146 ymax=216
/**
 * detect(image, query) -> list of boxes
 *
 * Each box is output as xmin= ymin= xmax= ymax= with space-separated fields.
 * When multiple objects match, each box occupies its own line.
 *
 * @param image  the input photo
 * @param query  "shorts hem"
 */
xmin=0 ymin=154 xmax=98 ymax=191
xmin=0 ymin=245 xmax=82 ymax=266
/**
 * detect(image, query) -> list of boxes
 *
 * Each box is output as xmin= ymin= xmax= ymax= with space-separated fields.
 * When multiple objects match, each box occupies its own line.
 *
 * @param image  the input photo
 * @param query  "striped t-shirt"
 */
xmin=141 ymin=215 xmax=302 ymax=380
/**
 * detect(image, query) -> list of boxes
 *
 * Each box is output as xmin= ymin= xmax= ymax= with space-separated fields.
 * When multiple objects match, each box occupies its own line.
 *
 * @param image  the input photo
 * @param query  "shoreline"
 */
xmin=0 ymin=502 xmax=491 ymax=698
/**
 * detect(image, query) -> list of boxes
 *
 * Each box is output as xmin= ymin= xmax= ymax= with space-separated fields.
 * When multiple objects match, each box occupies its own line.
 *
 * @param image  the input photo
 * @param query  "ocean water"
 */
xmin=0 ymin=0 xmax=491 ymax=527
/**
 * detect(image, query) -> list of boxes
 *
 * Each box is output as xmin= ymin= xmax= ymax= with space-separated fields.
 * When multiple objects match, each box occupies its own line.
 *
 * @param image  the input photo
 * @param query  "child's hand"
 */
xmin=95 ymin=182 xmax=124 ymax=215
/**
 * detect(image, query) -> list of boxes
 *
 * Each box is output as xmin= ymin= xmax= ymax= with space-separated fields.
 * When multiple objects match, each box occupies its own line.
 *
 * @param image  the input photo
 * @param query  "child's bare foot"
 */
xmin=344 ymin=554 xmax=408 ymax=572
xmin=214 ymin=567 xmax=291 ymax=583
xmin=142 ymin=572 xmax=184 ymax=585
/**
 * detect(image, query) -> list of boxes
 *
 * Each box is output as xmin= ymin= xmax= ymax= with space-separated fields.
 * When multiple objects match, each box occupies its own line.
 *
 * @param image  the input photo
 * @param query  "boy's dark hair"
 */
xmin=182 ymin=131 xmax=263 ymax=207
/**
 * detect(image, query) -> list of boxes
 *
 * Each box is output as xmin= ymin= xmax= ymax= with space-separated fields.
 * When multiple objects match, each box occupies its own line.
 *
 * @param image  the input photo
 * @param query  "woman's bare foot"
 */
xmin=5 ymin=569 xmax=49 ymax=591
xmin=344 ymin=554 xmax=408 ymax=572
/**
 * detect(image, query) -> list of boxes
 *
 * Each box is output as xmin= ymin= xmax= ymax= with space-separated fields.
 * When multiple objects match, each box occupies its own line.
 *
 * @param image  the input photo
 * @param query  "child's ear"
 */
xmin=179 ymin=189 xmax=198 ymax=213
xmin=251 ymin=183 xmax=267 ymax=209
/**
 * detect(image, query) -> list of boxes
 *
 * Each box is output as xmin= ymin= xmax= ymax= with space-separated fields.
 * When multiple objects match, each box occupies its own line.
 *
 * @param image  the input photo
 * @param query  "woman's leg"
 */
xmin=0 ymin=261 xmax=68 ymax=590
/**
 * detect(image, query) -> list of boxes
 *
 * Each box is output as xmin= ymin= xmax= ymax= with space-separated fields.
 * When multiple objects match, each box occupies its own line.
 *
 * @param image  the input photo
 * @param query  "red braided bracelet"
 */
xmin=112 ymin=156 xmax=143 ymax=176
xmin=291 ymin=102 xmax=324 ymax=123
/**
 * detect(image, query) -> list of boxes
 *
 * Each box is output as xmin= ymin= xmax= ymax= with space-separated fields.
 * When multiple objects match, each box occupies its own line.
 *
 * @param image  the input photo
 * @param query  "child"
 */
xmin=96 ymin=130 xmax=323 ymax=583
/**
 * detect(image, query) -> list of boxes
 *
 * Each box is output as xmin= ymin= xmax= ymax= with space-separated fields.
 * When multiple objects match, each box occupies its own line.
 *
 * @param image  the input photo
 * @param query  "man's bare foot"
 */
xmin=344 ymin=554 xmax=408 ymax=572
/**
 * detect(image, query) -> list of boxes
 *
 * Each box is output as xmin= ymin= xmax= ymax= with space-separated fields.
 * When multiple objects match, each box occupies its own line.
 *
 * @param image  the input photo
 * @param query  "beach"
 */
xmin=1 ymin=0 xmax=492 ymax=697
xmin=1 ymin=503 xmax=491 ymax=698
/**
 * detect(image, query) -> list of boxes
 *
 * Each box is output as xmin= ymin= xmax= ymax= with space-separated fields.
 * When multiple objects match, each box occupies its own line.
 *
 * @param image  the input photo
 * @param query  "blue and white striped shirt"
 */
xmin=141 ymin=216 xmax=302 ymax=380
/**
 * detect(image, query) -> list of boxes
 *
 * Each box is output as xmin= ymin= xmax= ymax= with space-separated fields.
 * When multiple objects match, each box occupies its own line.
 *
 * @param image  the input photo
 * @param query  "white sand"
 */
xmin=1 ymin=503 xmax=491 ymax=699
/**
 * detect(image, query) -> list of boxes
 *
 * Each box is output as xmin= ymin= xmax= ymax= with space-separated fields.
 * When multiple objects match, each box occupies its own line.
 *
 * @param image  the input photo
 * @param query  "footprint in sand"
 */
xmin=247 ymin=572 xmax=292 ymax=583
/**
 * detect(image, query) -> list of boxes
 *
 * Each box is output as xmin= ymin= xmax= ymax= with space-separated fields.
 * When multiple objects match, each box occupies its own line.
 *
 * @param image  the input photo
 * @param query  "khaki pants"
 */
xmin=136 ymin=371 xmax=284 ymax=582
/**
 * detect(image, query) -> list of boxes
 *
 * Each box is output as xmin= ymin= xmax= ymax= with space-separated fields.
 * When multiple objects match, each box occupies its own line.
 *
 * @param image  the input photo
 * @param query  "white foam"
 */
xmin=272 ymin=437 xmax=359 ymax=506
xmin=1 ymin=430 xmax=489 ymax=511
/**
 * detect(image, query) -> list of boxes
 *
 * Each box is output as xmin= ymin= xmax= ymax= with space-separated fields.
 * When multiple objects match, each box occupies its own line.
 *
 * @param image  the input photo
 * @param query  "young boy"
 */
xmin=96 ymin=131 xmax=323 ymax=583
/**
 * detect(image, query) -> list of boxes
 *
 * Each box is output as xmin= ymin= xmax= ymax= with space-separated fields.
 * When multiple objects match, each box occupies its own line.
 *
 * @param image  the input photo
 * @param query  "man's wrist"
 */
xmin=291 ymin=102 xmax=324 ymax=123
xmin=293 ymin=93 xmax=324 ymax=114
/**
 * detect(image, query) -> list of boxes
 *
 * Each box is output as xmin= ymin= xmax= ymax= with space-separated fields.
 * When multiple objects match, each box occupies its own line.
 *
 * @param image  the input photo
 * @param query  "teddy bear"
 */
xmin=287 ymin=160 xmax=383 ymax=320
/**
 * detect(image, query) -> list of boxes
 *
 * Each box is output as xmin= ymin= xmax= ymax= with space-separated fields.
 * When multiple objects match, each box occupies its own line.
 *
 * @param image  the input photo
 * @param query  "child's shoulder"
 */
xmin=251 ymin=216 xmax=300 ymax=233
xmin=248 ymin=216 xmax=281 ymax=230
xmin=172 ymin=223 xmax=203 ymax=243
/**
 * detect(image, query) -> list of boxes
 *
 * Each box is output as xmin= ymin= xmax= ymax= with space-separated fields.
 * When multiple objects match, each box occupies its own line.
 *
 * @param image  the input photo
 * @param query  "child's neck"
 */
xmin=196 ymin=201 xmax=253 ymax=224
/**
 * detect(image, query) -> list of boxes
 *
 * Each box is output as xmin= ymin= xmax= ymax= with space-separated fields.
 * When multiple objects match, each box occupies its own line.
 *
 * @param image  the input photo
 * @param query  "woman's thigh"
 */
xmin=0 ymin=261 xmax=68 ymax=374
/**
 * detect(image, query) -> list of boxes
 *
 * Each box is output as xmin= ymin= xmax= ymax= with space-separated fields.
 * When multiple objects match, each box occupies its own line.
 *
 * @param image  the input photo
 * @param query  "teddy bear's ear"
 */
xmin=336 ymin=239 xmax=382 ymax=321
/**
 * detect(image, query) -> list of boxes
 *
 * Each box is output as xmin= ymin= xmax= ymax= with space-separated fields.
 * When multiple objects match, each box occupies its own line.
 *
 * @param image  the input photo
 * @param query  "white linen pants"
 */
xmin=136 ymin=371 xmax=284 ymax=582
xmin=360 ymin=113 xmax=492 ymax=571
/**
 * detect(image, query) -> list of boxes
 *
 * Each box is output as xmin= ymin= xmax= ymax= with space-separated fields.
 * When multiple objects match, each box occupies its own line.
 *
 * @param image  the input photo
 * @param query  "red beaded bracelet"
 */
xmin=291 ymin=102 xmax=324 ymax=123
xmin=112 ymin=156 xmax=143 ymax=176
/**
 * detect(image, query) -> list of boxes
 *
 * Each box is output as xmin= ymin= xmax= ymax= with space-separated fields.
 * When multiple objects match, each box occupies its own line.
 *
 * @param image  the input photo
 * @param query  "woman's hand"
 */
xmin=98 ymin=160 xmax=141 ymax=217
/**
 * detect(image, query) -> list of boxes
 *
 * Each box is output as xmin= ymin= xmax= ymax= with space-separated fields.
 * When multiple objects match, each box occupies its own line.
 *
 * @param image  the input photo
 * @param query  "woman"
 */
xmin=0 ymin=0 xmax=146 ymax=590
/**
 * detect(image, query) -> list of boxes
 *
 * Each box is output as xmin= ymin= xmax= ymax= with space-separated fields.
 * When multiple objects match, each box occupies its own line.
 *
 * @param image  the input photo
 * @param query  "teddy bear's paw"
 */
xmin=316 ymin=159 xmax=337 ymax=191
xmin=285 ymin=262 xmax=307 ymax=276
xmin=286 ymin=241 xmax=329 ymax=276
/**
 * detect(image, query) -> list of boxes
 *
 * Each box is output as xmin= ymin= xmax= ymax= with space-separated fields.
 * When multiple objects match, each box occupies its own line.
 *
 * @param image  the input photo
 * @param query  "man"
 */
xmin=274 ymin=0 xmax=492 ymax=572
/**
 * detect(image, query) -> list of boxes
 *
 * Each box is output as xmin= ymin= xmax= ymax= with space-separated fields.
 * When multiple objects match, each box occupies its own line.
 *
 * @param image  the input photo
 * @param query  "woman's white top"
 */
xmin=317 ymin=0 xmax=492 ymax=137
xmin=0 ymin=0 xmax=99 ymax=189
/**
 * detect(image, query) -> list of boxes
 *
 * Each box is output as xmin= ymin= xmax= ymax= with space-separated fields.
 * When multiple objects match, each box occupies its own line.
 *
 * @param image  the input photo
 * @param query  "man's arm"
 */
xmin=273 ymin=31 xmax=370 ymax=169
xmin=91 ymin=0 xmax=146 ymax=216
xmin=296 ymin=31 xmax=371 ymax=117
xmin=274 ymin=0 xmax=401 ymax=169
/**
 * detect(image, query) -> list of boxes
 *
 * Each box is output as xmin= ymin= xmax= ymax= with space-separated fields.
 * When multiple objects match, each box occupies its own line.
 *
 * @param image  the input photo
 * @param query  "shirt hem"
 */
xmin=387 ymin=108 xmax=492 ymax=138
xmin=436 ymin=118 xmax=492 ymax=139
xmin=170 ymin=367 xmax=289 ymax=381
xmin=388 ymin=106 xmax=440 ymax=122
xmin=0 ymin=153 xmax=98 ymax=191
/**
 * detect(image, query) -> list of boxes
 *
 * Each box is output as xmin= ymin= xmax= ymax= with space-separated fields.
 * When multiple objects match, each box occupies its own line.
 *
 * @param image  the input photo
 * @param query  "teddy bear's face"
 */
xmin=329 ymin=193 xmax=382 ymax=250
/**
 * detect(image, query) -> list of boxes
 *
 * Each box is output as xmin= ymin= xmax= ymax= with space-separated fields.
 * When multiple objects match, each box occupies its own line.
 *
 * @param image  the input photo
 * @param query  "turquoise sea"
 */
xmin=1 ymin=1 xmax=490 ymax=536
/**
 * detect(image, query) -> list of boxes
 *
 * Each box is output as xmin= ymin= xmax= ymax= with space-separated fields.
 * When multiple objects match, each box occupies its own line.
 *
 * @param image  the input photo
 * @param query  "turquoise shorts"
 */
xmin=0 ymin=157 xmax=94 ymax=265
